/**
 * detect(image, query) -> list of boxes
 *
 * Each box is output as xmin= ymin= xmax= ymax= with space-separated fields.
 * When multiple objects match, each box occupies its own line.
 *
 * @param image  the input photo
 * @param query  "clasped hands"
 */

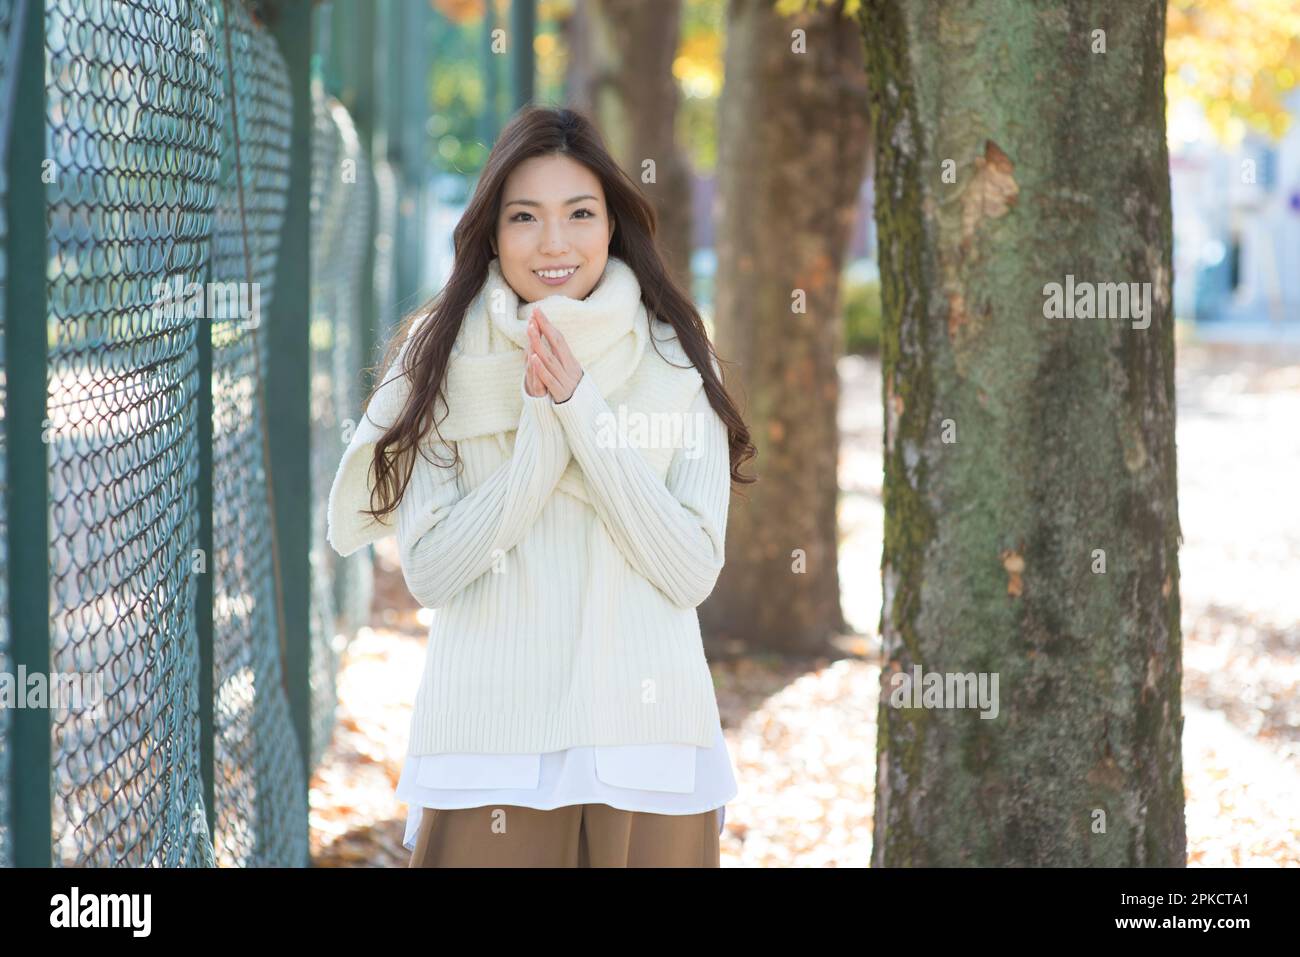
xmin=524 ymin=307 xmax=584 ymax=404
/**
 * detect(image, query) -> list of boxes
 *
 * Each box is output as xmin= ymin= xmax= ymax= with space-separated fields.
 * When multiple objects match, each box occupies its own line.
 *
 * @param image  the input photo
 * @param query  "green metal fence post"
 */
xmin=364 ymin=0 xmax=390 ymax=345
xmin=351 ymin=0 xmax=379 ymax=379
xmin=325 ymin=0 xmax=353 ymax=104
xmin=381 ymin=0 xmax=399 ymax=168
xmin=480 ymin=4 xmax=499 ymax=151
xmin=510 ymin=0 xmax=535 ymax=109
xmin=386 ymin=0 xmax=405 ymax=306
xmin=269 ymin=0 xmax=315 ymax=828
xmin=197 ymin=244 xmax=215 ymax=845
xmin=4 ymin=0 xmax=51 ymax=869
xmin=398 ymin=0 xmax=429 ymax=302
xmin=324 ymin=0 xmax=378 ymax=378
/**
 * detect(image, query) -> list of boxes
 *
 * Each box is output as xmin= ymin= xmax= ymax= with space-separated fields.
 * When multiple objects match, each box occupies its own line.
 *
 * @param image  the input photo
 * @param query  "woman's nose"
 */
xmin=540 ymin=222 xmax=569 ymax=254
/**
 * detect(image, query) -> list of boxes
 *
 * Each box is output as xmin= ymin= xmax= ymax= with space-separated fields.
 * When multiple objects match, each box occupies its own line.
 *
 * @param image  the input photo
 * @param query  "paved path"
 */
xmin=310 ymin=336 xmax=1300 ymax=866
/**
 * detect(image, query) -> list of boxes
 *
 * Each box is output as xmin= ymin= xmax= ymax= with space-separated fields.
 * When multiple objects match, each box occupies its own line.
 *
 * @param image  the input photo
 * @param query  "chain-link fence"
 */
xmin=310 ymin=85 xmax=373 ymax=772
xmin=208 ymin=0 xmax=305 ymax=869
xmin=0 ymin=0 xmax=374 ymax=867
xmin=43 ymin=0 xmax=221 ymax=869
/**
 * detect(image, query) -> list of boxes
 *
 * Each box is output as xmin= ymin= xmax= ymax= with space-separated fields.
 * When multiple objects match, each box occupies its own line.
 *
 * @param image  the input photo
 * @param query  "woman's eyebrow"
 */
xmin=504 ymin=194 xmax=600 ymax=208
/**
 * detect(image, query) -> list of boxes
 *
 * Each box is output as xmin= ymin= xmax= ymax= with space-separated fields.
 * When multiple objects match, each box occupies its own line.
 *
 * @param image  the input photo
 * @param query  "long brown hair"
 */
xmin=361 ymin=105 xmax=755 ymax=524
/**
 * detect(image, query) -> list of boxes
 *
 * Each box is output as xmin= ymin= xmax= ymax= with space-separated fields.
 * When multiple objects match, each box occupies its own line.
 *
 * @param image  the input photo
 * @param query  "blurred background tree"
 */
xmin=702 ymin=0 xmax=870 ymax=655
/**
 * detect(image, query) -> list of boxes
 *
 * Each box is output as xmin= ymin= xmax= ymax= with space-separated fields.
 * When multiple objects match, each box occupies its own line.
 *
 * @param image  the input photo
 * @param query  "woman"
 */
xmin=327 ymin=105 xmax=756 ymax=867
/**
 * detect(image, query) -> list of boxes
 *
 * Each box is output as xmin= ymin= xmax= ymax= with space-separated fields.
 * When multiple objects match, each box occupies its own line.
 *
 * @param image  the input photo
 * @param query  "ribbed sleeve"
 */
xmin=550 ymin=372 xmax=731 ymax=609
xmin=395 ymin=377 xmax=571 ymax=609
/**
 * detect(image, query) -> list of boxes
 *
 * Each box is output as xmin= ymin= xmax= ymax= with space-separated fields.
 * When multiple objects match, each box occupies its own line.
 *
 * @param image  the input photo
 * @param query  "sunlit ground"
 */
xmin=311 ymin=327 xmax=1300 ymax=867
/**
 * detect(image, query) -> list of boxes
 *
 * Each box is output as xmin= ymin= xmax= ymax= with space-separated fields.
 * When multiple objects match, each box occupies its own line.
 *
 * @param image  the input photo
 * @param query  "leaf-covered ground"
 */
xmin=310 ymin=333 xmax=1300 ymax=867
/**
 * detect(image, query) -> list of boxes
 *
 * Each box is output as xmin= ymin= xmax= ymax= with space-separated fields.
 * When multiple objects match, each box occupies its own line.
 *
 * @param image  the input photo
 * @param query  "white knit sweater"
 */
xmin=391 ymin=332 xmax=732 ymax=755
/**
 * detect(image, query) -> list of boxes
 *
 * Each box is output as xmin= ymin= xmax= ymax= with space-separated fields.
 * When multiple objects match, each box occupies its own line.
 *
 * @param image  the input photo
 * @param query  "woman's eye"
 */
xmin=510 ymin=209 xmax=595 ymax=222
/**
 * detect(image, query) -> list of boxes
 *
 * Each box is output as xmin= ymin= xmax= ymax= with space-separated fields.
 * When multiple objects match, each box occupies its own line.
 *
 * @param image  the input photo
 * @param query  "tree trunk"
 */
xmin=703 ymin=0 xmax=870 ymax=655
xmin=561 ymin=0 xmax=596 ymax=118
xmin=859 ymin=0 xmax=1185 ymax=865
xmin=585 ymin=0 xmax=694 ymax=290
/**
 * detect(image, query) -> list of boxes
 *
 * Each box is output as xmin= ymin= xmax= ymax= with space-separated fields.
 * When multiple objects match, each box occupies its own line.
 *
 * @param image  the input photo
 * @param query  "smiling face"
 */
xmin=494 ymin=152 xmax=616 ymax=304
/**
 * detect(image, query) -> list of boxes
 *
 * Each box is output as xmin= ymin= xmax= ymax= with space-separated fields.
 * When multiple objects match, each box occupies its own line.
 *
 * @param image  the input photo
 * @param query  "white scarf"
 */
xmin=327 ymin=256 xmax=705 ymax=557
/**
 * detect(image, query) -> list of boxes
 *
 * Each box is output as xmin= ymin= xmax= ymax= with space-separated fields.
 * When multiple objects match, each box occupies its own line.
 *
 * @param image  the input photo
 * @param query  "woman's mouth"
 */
xmin=533 ymin=265 xmax=578 ymax=286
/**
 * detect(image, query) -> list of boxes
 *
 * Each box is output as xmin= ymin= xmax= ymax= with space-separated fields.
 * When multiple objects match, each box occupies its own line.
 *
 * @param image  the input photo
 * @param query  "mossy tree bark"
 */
xmin=859 ymin=0 xmax=1185 ymax=865
xmin=703 ymin=0 xmax=870 ymax=655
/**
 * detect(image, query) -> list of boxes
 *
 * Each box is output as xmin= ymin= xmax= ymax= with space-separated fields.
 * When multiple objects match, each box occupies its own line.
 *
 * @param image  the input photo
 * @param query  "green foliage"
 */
xmin=425 ymin=17 xmax=496 ymax=176
xmin=842 ymin=276 xmax=882 ymax=355
xmin=429 ymin=55 xmax=491 ymax=175
xmin=677 ymin=0 xmax=725 ymax=172
xmin=775 ymin=0 xmax=862 ymax=17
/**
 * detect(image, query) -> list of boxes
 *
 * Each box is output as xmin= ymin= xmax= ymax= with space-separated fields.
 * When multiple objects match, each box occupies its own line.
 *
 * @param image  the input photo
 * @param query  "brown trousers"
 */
xmin=408 ymin=803 xmax=721 ymax=868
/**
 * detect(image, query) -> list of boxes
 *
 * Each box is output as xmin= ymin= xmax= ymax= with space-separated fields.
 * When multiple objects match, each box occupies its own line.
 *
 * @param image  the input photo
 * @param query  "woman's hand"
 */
xmin=525 ymin=307 xmax=584 ymax=403
xmin=524 ymin=322 xmax=547 ymax=398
